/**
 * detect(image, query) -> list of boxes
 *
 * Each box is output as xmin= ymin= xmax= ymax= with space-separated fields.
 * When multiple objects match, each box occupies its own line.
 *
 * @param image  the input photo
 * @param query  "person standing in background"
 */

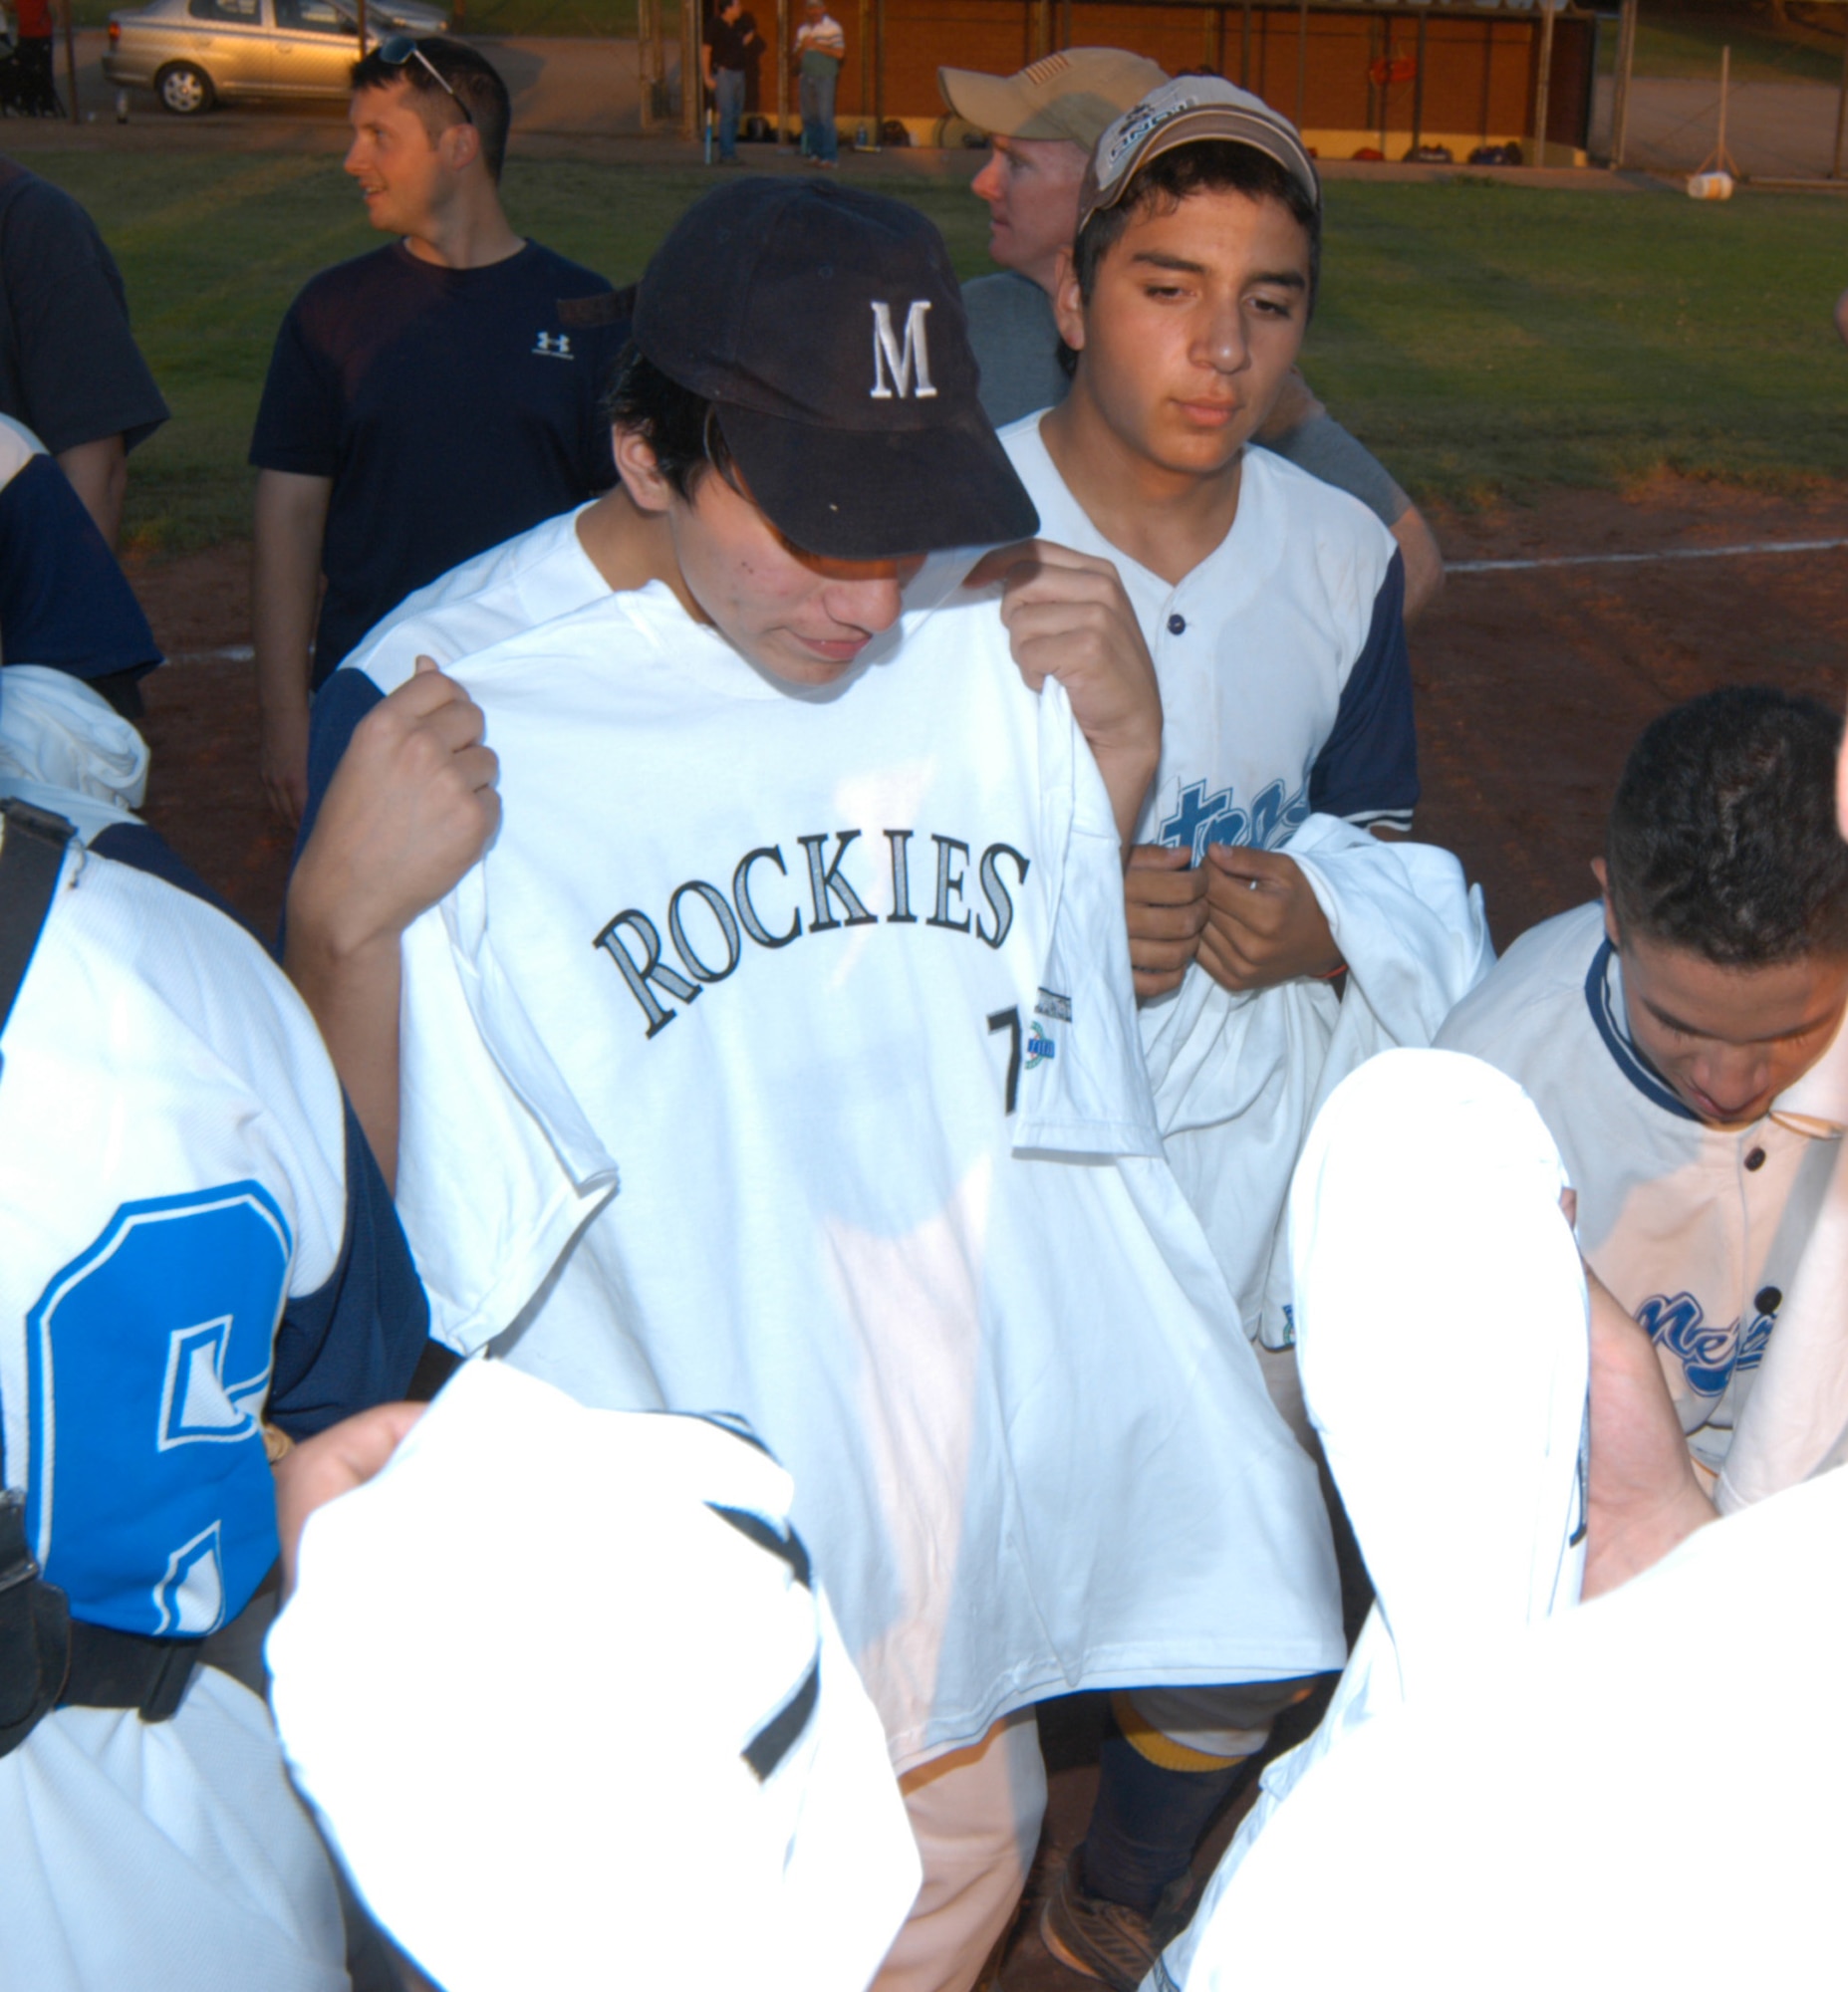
xmin=248 ymin=38 xmax=625 ymax=826
xmin=0 ymin=155 xmax=168 ymax=552
xmin=794 ymin=0 xmax=843 ymax=167
xmin=703 ymin=0 xmax=763 ymax=164
xmin=9 ymin=0 xmax=57 ymax=113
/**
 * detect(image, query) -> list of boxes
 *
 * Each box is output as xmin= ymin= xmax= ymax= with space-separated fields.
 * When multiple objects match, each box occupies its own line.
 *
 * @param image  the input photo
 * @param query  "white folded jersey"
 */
xmin=1439 ymin=903 xmax=1846 ymax=1478
xmin=269 ymin=1360 xmax=922 ymax=1992
xmin=392 ymin=578 xmax=1345 ymax=1769
xmin=1001 ymin=416 xmax=1418 ymax=848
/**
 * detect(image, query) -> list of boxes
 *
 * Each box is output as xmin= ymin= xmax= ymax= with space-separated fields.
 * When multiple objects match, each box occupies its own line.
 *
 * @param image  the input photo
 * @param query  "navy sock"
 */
xmin=1079 ymin=1729 xmax=1251 ymax=1917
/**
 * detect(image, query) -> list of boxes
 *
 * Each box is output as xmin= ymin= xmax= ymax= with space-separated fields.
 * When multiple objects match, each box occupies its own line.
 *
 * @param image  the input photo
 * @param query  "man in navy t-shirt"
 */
xmin=249 ymin=38 xmax=628 ymax=826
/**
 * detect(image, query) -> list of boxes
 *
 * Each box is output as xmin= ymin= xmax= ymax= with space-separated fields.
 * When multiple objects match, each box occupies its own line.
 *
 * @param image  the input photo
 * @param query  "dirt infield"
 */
xmin=130 ymin=474 xmax=1848 ymax=952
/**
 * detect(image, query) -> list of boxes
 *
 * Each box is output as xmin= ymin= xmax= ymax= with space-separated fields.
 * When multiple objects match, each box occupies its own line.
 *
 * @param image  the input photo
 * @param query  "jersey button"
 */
xmin=1755 ymin=1285 xmax=1783 ymax=1316
xmin=1744 ymin=1146 xmax=1767 ymax=1171
xmin=1167 ymin=613 xmax=1187 ymax=635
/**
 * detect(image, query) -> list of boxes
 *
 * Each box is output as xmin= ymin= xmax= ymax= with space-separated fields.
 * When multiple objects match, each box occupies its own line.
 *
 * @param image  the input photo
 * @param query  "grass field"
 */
xmin=23 ymin=149 xmax=1848 ymax=557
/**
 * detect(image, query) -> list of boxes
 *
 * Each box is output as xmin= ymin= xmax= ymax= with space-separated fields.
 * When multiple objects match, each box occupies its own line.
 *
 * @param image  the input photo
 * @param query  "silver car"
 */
xmin=105 ymin=0 xmax=450 ymax=116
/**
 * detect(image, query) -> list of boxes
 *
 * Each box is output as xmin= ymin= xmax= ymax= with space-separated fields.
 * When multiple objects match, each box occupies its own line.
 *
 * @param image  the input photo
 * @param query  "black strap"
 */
xmin=61 ymin=1622 xmax=202 ymax=1723
xmin=0 ymin=799 xmax=75 ymax=1048
xmin=0 ymin=1492 xmax=68 ymax=1756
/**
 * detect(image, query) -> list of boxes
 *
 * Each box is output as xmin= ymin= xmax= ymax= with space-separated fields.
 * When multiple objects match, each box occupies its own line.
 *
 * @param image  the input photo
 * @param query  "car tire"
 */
xmin=155 ymin=63 xmax=214 ymax=115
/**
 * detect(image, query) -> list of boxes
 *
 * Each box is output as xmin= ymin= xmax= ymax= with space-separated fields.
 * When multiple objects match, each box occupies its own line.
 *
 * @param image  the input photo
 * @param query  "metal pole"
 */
xmin=1611 ymin=0 xmax=1637 ymax=168
xmin=775 ymin=0 xmax=787 ymax=145
xmin=1716 ymin=42 xmax=1728 ymax=166
xmin=1532 ymin=0 xmax=1556 ymax=166
xmin=1240 ymin=0 xmax=1251 ymax=87
xmin=637 ymin=0 xmax=654 ymax=131
xmin=1412 ymin=10 xmax=1427 ymax=153
xmin=1834 ymin=5 xmax=1848 ymax=177
xmin=681 ymin=0 xmax=700 ymax=142
xmin=857 ymin=0 xmax=869 ymax=144
xmin=873 ymin=0 xmax=883 ymax=139
xmin=1295 ymin=0 xmax=1307 ymax=127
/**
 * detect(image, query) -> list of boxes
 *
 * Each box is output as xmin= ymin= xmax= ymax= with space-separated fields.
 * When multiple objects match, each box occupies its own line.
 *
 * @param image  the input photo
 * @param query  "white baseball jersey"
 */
xmin=1000 ymin=416 xmax=1418 ymax=851
xmin=271 ymin=1359 xmax=921 ymax=1992
xmin=1438 ymin=903 xmax=1847 ymax=1479
xmin=392 ymin=579 xmax=1346 ymax=1771
xmin=0 ymin=838 xmax=360 ymax=1992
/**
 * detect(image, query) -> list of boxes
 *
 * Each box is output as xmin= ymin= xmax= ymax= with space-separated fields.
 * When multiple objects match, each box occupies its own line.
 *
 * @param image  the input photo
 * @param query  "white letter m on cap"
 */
xmin=870 ymin=301 xmax=937 ymax=400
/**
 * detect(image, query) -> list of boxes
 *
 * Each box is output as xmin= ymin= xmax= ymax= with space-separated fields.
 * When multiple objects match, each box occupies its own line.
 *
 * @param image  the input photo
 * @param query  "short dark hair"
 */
xmin=601 ymin=343 xmax=732 ymax=501
xmin=1606 ymin=686 xmax=1848 ymax=966
xmin=350 ymin=37 xmax=511 ymax=180
xmin=1072 ymin=139 xmax=1320 ymax=314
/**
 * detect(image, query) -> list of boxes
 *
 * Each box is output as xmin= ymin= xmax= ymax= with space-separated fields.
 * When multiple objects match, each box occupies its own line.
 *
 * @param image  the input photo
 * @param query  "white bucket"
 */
xmin=1688 ymin=170 xmax=1735 ymax=199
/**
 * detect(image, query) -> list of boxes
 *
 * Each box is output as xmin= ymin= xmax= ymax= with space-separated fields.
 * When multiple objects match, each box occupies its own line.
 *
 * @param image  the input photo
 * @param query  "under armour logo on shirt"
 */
xmin=869 ymin=301 xmax=936 ymax=400
xmin=532 ymin=332 xmax=574 ymax=359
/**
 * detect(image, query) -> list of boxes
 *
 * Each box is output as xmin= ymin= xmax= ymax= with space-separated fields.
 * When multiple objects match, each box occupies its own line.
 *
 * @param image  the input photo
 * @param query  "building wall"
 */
xmin=743 ymin=0 xmax=1594 ymax=163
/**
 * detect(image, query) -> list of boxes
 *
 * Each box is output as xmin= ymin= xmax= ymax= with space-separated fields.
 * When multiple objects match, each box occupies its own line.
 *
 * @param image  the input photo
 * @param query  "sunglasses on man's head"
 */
xmin=379 ymin=35 xmax=473 ymax=124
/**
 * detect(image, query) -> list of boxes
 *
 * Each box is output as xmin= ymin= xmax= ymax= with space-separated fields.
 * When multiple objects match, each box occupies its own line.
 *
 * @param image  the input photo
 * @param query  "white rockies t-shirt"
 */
xmin=1438 ymin=903 xmax=1847 ymax=1479
xmin=339 ymin=501 xmax=607 ymax=691
xmin=1001 ymin=418 xmax=1418 ymax=851
xmin=393 ymin=580 xmax=1345 ymax=1768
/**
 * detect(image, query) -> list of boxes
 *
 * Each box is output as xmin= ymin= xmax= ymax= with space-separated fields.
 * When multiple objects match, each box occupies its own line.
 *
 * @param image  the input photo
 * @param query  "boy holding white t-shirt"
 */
xmin=286 ymin=179 xmax=1345 ymax=1992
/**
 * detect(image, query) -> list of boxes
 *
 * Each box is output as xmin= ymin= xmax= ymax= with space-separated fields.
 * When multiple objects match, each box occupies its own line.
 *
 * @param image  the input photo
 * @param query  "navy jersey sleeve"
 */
xmin=295 ymin=665 xmax=386 ymax=862
xmin=0 ymin=451 xmax=161 ymax=681
xmin=1307 ymin=548 xmax=1419 ymax=834
xmin=266 ymin=1100 xmax=430 ymax=1437
xmin=249 ymin=293 xmax=343 ymax=478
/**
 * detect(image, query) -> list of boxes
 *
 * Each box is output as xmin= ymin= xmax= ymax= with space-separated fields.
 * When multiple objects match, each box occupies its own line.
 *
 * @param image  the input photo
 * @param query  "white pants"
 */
xmin=0 ymin=1664 xmax=348 ymax=1992
xmin=873 ymin=1711 xmax=1048 ymax=1992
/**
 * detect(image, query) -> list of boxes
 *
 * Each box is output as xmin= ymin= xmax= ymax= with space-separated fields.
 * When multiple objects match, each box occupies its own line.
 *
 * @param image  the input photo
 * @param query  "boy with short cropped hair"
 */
xmin=1440 ymin=685 xmax=1848 ymax=1502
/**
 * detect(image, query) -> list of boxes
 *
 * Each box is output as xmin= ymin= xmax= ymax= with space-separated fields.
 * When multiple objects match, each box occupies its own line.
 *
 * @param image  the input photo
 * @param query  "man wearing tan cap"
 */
xmin=938 ymin=51 xmax=1445 ymax=622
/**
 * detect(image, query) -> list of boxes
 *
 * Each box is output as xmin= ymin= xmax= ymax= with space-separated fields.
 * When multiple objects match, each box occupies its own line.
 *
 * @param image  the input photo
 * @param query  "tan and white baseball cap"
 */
xmin=1079 ymin=75 xmax=1321 ymax=234
xmin=937 ymin=48 xmax=1169 ymax=150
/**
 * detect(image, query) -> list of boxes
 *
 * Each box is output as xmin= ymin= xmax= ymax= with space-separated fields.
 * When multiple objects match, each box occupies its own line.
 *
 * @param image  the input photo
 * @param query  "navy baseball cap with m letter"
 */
xmin=632 ymin=179 xmax=1038 ymax=561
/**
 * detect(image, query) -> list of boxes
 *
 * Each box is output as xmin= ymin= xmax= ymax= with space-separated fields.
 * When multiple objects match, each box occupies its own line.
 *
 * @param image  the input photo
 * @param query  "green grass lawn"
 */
xmin=23 ymin=149 xmax=1848 ymax=555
